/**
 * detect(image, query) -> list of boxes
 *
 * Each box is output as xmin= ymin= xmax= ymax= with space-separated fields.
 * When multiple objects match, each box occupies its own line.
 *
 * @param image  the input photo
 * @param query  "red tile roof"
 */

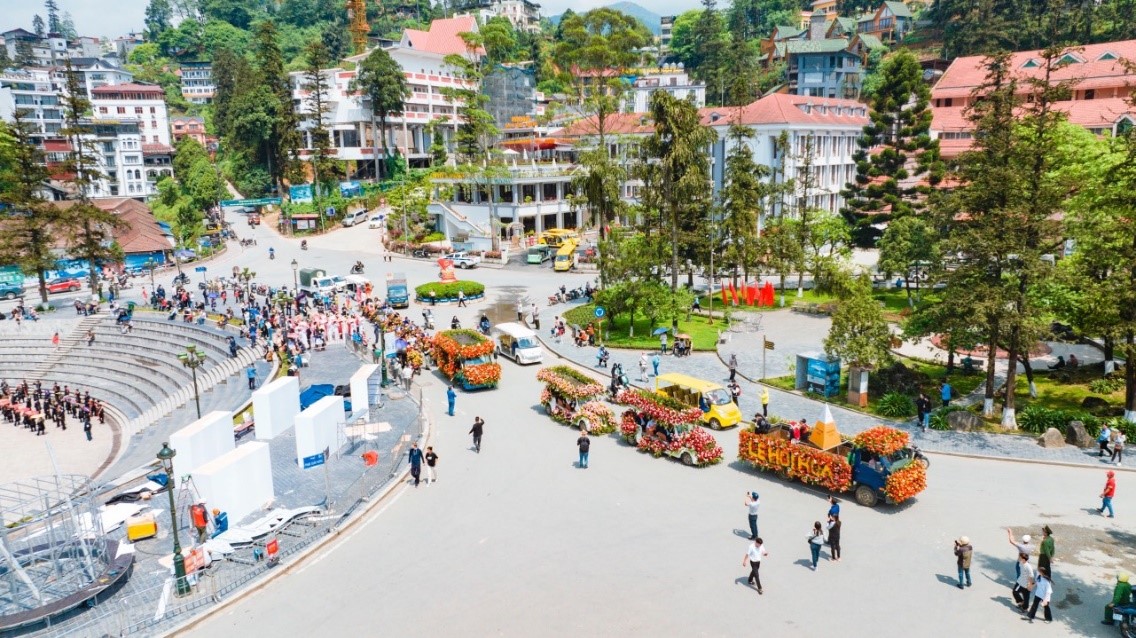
xmin=142 ymin=143 xmax=174 ymax=155
xmin=402 ymin=16 xmax=483 ymax=57
xmin=51 ymin=198 xmax=173 ymax=254
xmin=91 ymin=83 xmax=165 ymax=96
xmin=701 ymin=94 xmax=870 ymax=127
xmin=932 ymin=39 xmax=1136 ymax=99
xmin=555 ymin=112 xmax=657 ymax=138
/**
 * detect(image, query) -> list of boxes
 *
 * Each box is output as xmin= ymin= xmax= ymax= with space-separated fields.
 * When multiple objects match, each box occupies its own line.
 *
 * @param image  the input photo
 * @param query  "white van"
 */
xmin=492 ymin=322 xmax=543 ymax=365
xmin=368 ymin=212 xmax=387 ymax=229
xmin=342 ymin=209 xmax=368 ymax=227
xmin=342 ymin=274 xmax=371 ymax=296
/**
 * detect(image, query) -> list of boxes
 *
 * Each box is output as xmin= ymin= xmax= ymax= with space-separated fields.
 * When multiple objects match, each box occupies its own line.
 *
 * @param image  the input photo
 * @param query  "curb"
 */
xmin=164 ymin=390 xmax=431 ymax=637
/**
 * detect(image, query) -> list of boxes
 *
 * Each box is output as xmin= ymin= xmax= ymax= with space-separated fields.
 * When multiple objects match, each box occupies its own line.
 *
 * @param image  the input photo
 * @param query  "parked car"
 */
xmin=368 ymin=212 xmax=386 ymax=229
xmin=445 ymin=252 xmax=482 ymax=269
xmin=0 ymin=283 xmax=25 ymax=300
xmin=46 ymin=277 xmax=82 ymax=294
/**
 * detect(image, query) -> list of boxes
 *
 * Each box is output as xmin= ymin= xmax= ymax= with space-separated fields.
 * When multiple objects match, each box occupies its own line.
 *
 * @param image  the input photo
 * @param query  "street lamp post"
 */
xmin=291 ymin=259 xmax=298 ymax=291
xmin=379 ymin=326 xmax=389 ymax=386
xmin=178 ymin=344 xmax=206 ymax=420
xmin=157 ymin=442 xmax=191 ymax=597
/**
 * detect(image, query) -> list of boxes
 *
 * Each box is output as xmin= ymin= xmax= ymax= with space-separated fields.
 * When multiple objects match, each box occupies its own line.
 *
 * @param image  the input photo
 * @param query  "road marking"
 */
xmin=295 ymin=486 xmax=408 ymax=574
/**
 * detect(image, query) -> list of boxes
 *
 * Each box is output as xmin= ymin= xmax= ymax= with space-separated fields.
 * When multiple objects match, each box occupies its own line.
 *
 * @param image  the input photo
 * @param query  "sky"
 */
xmin=0 ymin=0 xmax=701 ymax=40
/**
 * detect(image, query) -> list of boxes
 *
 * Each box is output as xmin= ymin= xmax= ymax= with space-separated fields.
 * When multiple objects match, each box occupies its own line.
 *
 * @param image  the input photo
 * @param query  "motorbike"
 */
xmin=423 ymin=313 xmax=435 ymax=330
xmin=412 ymin=249 xmax=429 ymax=258
xmin=547 ymin=294 xmax=561 ymax=306
xmin=450 ymin=317 xmax=461 ymax=329
xmin=608 ymin=364 xmax=629 ymax=400
xmin=240 ymin=238 xmax=257 ymax=247
xmin=912 ymin=445 xmax=931 ymax=469
xmin=478 ymin=317 xmax=491 ymax=335
xmin=173 ymin=273 xmax=190 ymax=286
xmin=596 ymin=347 xmax=609 ymax=368
xmin=351 ymin=261 xmax=364 ymax=274
xmin=1110 ymin=603 xmax=1136 ymax=637
xmin=301 ymin=240 xmax=308 ymax=251
xmin=269 ymin=250 xmax=276 ymax=260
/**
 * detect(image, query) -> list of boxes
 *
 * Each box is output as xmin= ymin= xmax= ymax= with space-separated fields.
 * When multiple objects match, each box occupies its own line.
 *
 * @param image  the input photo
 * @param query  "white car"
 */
xmin=368 ymin=213 xmax=386 ymax=229
xmin=445 ymin=252 xmax=482 ymax=269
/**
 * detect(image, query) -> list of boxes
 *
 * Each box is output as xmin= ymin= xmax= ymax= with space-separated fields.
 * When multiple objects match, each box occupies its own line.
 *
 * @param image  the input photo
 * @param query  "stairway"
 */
xmin=23 ymin=315 xmax=105 ymax=382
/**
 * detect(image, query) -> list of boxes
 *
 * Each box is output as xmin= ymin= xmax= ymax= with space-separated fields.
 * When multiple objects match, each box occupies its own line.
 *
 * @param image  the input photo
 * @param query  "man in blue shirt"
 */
xmin=408 ymin=442 xmax=424 ymax=487
xmin=446 ymin=384 xmax=456 ymax=416
xmin=828 ymin=496 xmax=840 ymax=518
xmin=940 ymin=379 xmax=952 ymax=407
xmin=246 ymin=365 xmax=257 ymax=390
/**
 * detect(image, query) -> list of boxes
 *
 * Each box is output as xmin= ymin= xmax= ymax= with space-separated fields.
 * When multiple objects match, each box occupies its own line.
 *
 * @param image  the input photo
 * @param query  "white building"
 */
xmin=702 ymin=94 xmax=869 ymax=221
xmin=89 ymin=83 xmax=171 ymax=147
xmin=290 ymin=16 xmax=480 ymax=174
xmin=40 ymin=119 xmax=154 ymax=198
xmin=627 ymin=65 xmax=706 ymax=112
xmin=0 ymin=68 xmax=65 ymax=143
xmin=61 ymin=57 xmax=134 ymax=99
xmin=179 ymin=62 xmax=214 ymax=104
xmin=459 ymin=0 xmax=542 ymax=32
xmin=113 ymin=33 xmax=145 ymax=60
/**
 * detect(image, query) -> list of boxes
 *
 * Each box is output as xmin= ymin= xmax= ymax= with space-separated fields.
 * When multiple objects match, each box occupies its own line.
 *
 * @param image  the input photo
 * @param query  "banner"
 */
xmin=339 ymin=181 xmax=362 ymax=197
xmin=289 ymin=184 xmax=313 ymax=204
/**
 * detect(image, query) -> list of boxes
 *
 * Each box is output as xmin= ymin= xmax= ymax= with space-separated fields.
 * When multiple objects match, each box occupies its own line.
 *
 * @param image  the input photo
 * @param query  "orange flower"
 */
xmin=884 ymin=463 xmax=927 ymax=503
xmin=852 ymin=426 xmax=910 ymax=456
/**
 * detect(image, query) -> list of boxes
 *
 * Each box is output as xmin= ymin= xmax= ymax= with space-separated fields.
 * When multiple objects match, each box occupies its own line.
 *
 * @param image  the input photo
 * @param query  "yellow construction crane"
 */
xmin=347 ymin=0 xmax=369 ymax=55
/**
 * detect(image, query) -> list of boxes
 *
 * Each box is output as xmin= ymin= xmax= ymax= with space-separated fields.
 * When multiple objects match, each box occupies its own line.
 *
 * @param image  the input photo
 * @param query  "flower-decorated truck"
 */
xmin=738 ymin=415 xmax=927 ymax=507
xmin=617 ymin=388 xmax=724 ymax=467
xmin=431 ymin=329 xmax=502 ymax=390
xmin=537 ymin=366 xmax=616 ymax=434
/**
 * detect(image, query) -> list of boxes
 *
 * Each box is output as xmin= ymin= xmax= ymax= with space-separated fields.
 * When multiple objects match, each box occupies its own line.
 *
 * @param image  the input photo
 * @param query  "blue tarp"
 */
xmin=299 ymin=384 xmax=352 ymax=412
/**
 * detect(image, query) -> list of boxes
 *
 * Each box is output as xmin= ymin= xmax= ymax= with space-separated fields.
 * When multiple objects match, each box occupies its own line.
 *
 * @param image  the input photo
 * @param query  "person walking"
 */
xmin=1008 ymin=529 xmax=1033 ymax=578
xmin=517 ymin=300 xmax=524 ymax=322
xmin=940 ymin=379 xmax=952 ymax=407
xmin=660 ymin=331 xmax=668 ymax=354
xmin=807 ymin=521 xmax=825 ymax=570
xmin=826 ymin=514 xmax=842 ymax=562
xmin=246 ymin=364 xmax=257 ymax=390
xmin=408 ymin=442 xmax=424 ymax=487
xmin=577 ymin=431 xmax=591 ymax=468
xmin=1024 ymin=566 xmax=1053 ymax=623
xmin=51 ymin=331 xmax=60 ymax=348
xmin=86 ymin=329 xmax=95 ymax=347
xmin=400 ymin=364 xmax=413 ymax=391
xmin=424 ymin=446 xmax=438 ymax=484
xmin=446 ymin=384 xmax=456 ymax=417
xmin=742 ymin=537 xmax=768 ymax=594
xmin=761 ymin=387 xmax=770 ymax=417
xmin=639 ymin=354 xmax=649 ymax=382
xmin=1111 ymin=430 xmax=1126 ymax=465
xmin=1103 ymin=572 xmax=1132 ymax=626
xmin=1012 ymin=552 xmax=1036 ymax=611
xmin=728 ymin=353 xmax=738 ymax=381
xmin=1038 ymin=526 xmax=1054 ymax=574
xmin=457 ymin=289 xmax=467 ymax=307
xmin=744 ymin=492 xmax=760 ymax=540
xmin=1099 ymin=424 xmax=1114 ymax=458
xmin=1099 ymin=470 xmax=1117 ymax=518
xmin=954 ymin=536 xmax=973 ymax=589
xmin=916 ymin=393 xmax=932 ymax=432
xmin=530 ymin=303 xmax=540 ymax=330
xmin=651 ymin=352 xmax=660 ymax=377
xmin=469 ymin=416 xmax=484 ymax=452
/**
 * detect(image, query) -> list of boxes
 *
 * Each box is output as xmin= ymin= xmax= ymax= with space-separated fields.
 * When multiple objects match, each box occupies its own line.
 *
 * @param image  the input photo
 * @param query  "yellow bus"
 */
xmin=553 ymin=240 xmax=578 ymax=272
xmin=654 ymin=373 xmax=743 ymax=430
xmin=537 ymin=229 xmax=579 ymax=248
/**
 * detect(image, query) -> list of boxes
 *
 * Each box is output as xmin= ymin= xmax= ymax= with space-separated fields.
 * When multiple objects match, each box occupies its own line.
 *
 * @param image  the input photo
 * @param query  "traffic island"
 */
xmin=414 ymin=281 xmax=485 ymax=305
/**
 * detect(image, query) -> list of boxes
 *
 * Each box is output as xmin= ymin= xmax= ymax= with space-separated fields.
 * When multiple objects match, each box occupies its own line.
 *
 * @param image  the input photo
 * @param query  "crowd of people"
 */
xmin=0 ymin=379 xmax=104 ymax=440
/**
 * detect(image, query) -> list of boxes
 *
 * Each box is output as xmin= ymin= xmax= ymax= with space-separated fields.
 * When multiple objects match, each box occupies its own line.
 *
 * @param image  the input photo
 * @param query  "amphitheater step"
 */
xmin=24 ymin=315 xmax=107 ymax=382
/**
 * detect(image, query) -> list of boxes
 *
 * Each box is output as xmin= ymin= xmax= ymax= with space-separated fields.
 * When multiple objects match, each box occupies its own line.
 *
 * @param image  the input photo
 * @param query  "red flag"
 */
xmin=730 ymin=282 xmax=740 ymax=305
xmin=746 ymin=283 xmax=757 ymax=306
xmin=720 ymin=283 xmax=729 ymax=305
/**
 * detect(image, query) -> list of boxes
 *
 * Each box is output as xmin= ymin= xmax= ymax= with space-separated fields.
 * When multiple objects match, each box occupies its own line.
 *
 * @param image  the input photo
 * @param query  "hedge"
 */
xmin=415 ymin=281 xmax=485 ymax=300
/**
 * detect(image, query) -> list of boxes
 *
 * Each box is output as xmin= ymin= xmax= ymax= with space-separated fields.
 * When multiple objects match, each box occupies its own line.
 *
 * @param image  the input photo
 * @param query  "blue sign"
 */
xmin=325 ymin=206 xmax=336 ymax=217
xmin=594 ymin=306 xmax=606 ymax=318
xmin=194 ymin=266 xmax=207 ymax=273
xmin=302 ymin=451 xmax=326 ymax=470
xmin=290 ymin=184 xmax=313 ymax=204
xmin=220 ymin=198 xmax=282 ymax=207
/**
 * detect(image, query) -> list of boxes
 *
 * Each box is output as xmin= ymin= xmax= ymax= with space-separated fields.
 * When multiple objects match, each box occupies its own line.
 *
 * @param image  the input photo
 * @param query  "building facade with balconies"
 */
xmin=179 ymin=62 xmax=214 ymax=104
xmin=0 ymin=68 xmax=64 ymax=144
xmin=89 ymin=82 xmax=171 ymax=147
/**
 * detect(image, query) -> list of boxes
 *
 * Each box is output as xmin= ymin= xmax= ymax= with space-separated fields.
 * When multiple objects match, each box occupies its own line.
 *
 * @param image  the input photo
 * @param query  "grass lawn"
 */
xmin=562 ymin=303 xmax=722 ymax=351
xmin=1011 ymin=369 xmax=1125 ymax=413
xmin=692 ymin=287 xmax=941 ymax=322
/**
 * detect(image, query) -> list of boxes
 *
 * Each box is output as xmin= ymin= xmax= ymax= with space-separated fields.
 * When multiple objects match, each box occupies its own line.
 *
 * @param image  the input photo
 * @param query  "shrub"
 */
xmin=1089 ymin=377 xmax=1124 ymax=395
xmin=1017 ymin=405 xmax=1105 ymax=435
xmin=415 ymin=281 xmax=485 ymax=300
xmin=869 ymin=361 xmax=931 ymax=397
xmin=929 ymin=405 xmax=968 ymax=431
xmin=420 ymin=232 xmax=445 ymax=243
xmin=483 ymin=250 xmax=502 ymax=259
xmin=876 ymin=392 xmax=916 ymax=418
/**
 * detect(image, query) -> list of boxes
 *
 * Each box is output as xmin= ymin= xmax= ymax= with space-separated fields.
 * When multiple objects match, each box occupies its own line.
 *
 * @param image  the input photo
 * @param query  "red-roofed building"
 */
xmin=400 ymin=15 xmax=484 ymax=57
xmin=90 ymin=82 xmax=171 ymax=148
xmin=931 ymin=39 xmax=1136 ymax=158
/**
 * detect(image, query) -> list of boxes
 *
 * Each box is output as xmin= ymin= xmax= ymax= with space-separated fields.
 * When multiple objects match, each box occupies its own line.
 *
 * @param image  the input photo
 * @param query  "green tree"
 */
xmin=302 ymin=40 xmax=337 ymax=226
xmin=554 ymin=7 xmax=649 ymax=112
xmin=443 ymin=32 xmax=497 ymax=163
xmin=843 ymin=50 xmax=943 ymax=246
xmin=668 ymin=10 xmax=703 ymax=70
xmin=690 ymin=0 xmax=730 ymax=106
xmin=756 ymin=216 xmax=805 ymax=308
xmin=145 ymin=0 xmax=173 ymax=41
xmin=32 ymin=15 xmax=45 ymax=38
xmin=720 ymin=124 xmax=769 ymax=282
xmin=0 ymin=45 xmax=11 ymax=70
xmin=480 ymin=17 xmax=519 ymax=64
xmin=44 ymin=0 xmax=60 ymax=32
xmin=0 ymin=111 xmax=64 ymax=304
xmin=158 ymin=17 xmax=205 ymax=59
xmin=255 ymin=20 xmax=302 ymax=192
xmin=824 ymin=272 xmax=893 ymax=400
xmin=352 ymin=47 xmax=410 ymax=180
xmin=14 ymin=40 xmax=35 ymax=68
xmin=58 ymin=60 xmax=126 ymax=295
xmin=572 ymin=146 xmax=626 ymax=277
xmin=877 ymin=215 xmax=939 ymax=307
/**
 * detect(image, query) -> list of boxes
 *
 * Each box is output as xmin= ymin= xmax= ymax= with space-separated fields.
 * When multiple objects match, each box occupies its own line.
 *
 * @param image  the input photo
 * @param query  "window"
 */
xmin=99 ymin=106 xmax=108 ymax=114
xmin=151 ymin=121 xmax=158 ymax=129
xmin=150 ymin=106 xmax=156 ymax=113
xmin=135 ymin=106 xmax=143 ymax=113
xmin=1021 ymin=59 xmax=1040 ymax=68
xmin=1084 ymin=89 xmax=1095 ymax=100
xmin=152 ymin=136 xmax=159 ymax=143
xmin=1098 ymin=52 xmax=1118 ymax=61
xmin=117 ymin=106 xmax=126 ymax=114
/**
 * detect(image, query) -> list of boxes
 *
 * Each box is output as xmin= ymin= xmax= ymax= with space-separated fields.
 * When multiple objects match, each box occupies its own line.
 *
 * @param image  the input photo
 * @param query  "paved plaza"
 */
xmin=3 ymin=218 xmax=1132 ymax=638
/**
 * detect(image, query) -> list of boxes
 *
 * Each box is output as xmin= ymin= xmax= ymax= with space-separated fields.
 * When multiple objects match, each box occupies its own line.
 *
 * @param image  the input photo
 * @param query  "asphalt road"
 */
xmin=185 ymin=349 xmax=1131 ymax=638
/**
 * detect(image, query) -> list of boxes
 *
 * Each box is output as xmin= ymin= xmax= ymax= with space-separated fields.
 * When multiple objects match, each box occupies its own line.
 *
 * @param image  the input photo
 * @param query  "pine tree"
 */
xmin=33 ymin=15 xmax=46 ymax=38
xmin=58 ymin=59 xmax=125 ymax=295
xmin=59 ymin=12 xmax=77 ymax=40
xmin=351 ymin=47 xmax=410 ymax=180
xmin=690 ymin=0 xmax=729 ymax=106
xmin=720 ymin=123 xmax=770 ymax=282
xmin=255 ymin=20 xmax=301 ymax=192
xmin=442 ymin=32 xmax=497 ymax=164
xmin=0 ymin=110 xmax=66 ymax=304
xmin=302 ymin=40 xmax=336 ymax=227
xmin=842 ymin=50 xmax=943 ymax=246
xmin=14 ymin=40 xmax=35 ymax=68
xmin=44 ymin=0 xmax=61 ymax=34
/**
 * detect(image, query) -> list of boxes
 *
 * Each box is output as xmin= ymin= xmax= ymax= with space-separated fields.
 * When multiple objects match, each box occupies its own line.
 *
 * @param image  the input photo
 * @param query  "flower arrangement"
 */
xmin=619 ymin=411 xmax=639 ymax=439
xmin=433 ymin=330 xmax=499 ymax=388
xmin=616 ymin=388 xmax=703 ymax=428
xmin=457 ymin=362 xmax=502 ymax=388
xmin=852 ymin=426 xmax=910 ymax=457
xmin=621 ymin=410 xmax=723 ymax=465
xmin=884 ymin=462 xmax=927 ymax=503
xmin=578 ymin=401 xmax=616 ymax=435
xmin=537 ymin=366 xmax=605 ymax=401
xmin=738 ymin=428 xmax=854 ymax=492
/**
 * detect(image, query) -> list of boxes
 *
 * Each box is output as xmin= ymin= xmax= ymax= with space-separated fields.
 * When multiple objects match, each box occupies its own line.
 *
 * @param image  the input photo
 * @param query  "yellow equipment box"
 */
xmin=126 ymin=512 xmax=158 ymax=541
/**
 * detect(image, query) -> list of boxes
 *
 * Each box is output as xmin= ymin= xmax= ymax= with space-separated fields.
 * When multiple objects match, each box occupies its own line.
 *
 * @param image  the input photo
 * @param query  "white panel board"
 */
xmin=348 ymin=364 xmax=379 ymax=419
xmin=169 ymin=411 xmax=234 ymax=475
xmin=192 ymin=442 xmax=273 ymax=523
xmin=252 ymin=376 xmax=300 ymax=440
xmin=295 ymin=396 xmax=343 ymax=469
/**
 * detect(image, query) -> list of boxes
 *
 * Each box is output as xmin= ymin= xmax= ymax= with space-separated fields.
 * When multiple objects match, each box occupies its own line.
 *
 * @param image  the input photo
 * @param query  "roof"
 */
xmin=655 ymin=372 xmax=724 ymax=392
xmin=882 ymin=1 xmax=913 ymax=18
xmin=786 ymin=38 xmax=853 ymax=55
xmin=142 ymin=143 xmax=174 ymax=155
xmin=49 ymin=198 xmax=172 ymax=254
xmin=401 ymin=15 xmax=483 ymax=57
xmin=831 ymin=17 xmax=856 ymax=33
xmin=854 ymin=33 xmax=887 ymax=50
xmin=772 ymin=25 xmax=805 ymax=39
xmin=932 ymin=39 xmax=1136 ymax=99
xmin=555 ymin=112 xmax=657 ymax=138
xmin=171 ymin=115 xmax=205 ymax=124
xmin=704 ymin=93 xmax=870 ymax=127
xmin=91 ymin=83 xmax=165 ymax=96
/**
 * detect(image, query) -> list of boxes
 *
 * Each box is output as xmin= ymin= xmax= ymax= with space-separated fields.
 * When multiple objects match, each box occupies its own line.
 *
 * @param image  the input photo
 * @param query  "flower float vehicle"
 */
xmin=617 ymin=388 xmax=725 ymax=467
xmin=431 ymin=329 xmax=501 ymax=390
xmin=538 ymin=366 xmax=616 ymax=434
xmin=738 ymin=411 xmax=927 ymax=507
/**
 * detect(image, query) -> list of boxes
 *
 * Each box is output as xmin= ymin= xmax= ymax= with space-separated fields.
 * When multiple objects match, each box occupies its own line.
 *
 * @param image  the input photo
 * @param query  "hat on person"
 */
xmin=959 ymin=536 xmax=969 ymax=545
xmin=1022 ymin=534 xmax=1032 ymax=543
xmin=1042 ymin=525 xmax=1053 ymax=536
xmin=1120 ymin=573 xmax=1130 ymax=583
xmin=751 ymin=492 xmax=759 ymax=500
xmin=1108 ymin=470 xmax=1116 ymax=477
